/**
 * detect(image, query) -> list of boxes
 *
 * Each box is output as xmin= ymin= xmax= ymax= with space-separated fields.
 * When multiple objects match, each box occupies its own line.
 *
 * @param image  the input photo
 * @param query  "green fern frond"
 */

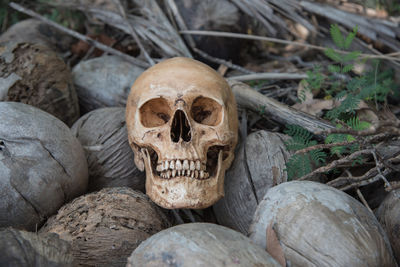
xmin=342 ymin=64 xmax=354 ymax=73
xmin=346 ymin=117 xmax=370 ymax=131
xmin=328 ymin=64 xmax=341 ymax=73
xmin=326 ymin=95 xmax=360 ymax=120
xmin=324 ymin=48 xmax=342 ymax=62
xmin=330 ymin=24 xmax=345 ymax=49
xmin=284 ymin=125 xmax=312 ymax=140
xmin=284 ymin=125 xmax=327 ymax=180
xmin=344 ymin=26 xmax=358 ymax=49
xmin=342 ymin=51 xmax=361 ymax=62
xmin=285 ymin=154 xmax=313 ymax=180
xmin=310 ymin=149 xmax=327 ymax=165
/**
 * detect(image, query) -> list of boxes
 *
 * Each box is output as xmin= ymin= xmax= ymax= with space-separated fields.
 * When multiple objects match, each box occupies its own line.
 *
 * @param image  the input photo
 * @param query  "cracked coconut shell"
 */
xmin=249 ymin=181 xmax=397 ymax=267
xmin=0 ymin=102 xmax=88 ymax=231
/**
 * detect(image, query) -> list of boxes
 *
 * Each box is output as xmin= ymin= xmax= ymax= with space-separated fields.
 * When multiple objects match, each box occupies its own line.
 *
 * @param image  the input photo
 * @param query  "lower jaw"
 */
xmin=142 ymin=149 xmax=224 ymax=209
xmin=146 ymin=175 xmax=224 ymax=209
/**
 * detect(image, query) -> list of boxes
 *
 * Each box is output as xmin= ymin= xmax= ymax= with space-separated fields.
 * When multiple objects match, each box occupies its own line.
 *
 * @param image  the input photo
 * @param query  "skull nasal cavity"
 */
xmin=170 ymin=110 xmax=191 ymax=142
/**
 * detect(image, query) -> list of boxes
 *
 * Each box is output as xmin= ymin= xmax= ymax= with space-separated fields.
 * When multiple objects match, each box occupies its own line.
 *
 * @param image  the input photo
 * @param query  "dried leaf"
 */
xmin=292 ymin=99 xmax=335 ymax=116
xmin=266 ymin=223 xmax=286 ymax=267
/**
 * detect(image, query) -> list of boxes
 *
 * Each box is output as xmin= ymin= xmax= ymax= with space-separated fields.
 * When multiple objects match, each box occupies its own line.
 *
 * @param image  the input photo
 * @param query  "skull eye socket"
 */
xmin=191 ymin=97 xmax=222 ymax=126
xmin=139 ymin=98 xmax=171 ymax=127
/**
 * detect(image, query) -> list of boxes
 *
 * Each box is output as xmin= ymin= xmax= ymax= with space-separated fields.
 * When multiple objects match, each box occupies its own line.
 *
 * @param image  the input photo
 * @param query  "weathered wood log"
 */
xmin=0 ymin=42 xmax=80 ymax=126
xmin=229 ymin=80 xmax=334 ymax=134
xmin=0 ymin=228 xmax=75 ymax=266
xmin=0 ymin=102 xmax=88 ymax=231
xmin=214 ymin=130 xmax=290 ymax=235
xmin=249 ymin=181 xmax=397 ymax=267
xmin=376 ymin=189 xmax=400 ymax=263
xmin=40 ymin=187 xmax=171 ymax=267
xmin=127 ymin=223 xmax=281 ymax=267
xmin=71 ymin=107 xmax=145 ymax=192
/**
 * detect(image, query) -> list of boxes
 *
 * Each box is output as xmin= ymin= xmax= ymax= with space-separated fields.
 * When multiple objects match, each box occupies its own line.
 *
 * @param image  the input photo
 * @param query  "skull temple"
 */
xmin=126 ymin=57 xmax=238 ymax=209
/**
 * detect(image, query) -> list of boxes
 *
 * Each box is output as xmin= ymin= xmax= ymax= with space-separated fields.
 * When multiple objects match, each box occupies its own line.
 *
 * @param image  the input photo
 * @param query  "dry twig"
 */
xmin=356 ymin=188 xmax=373 ymax=213
xmin=112 ymin=0 xmax=155 ymax=66
xmin=193 ymin=47 xmax=255 ymax=74
xmin=180 ymin=30 xmax=400 ymax=62
xmin=298 ymin=148 xmax=373 ymax=181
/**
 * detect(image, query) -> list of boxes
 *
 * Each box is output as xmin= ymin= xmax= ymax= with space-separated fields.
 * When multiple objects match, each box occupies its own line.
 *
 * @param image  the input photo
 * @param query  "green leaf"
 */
xmin=285 ymin=154 xmax=313 ymax=180
xmin=330 ymin=24 xmax=345 ymax=49
xmin=310 ymin=149 xmax=327 ymax=165
xmin=328 ymin=64 xmax=341 ymax=73
xmin=344 ymin=25 xmax=358 ymax=49
xmin=342 ymin=64 xmax=354 ymax=73
xmin=346 ymin=116 xmax=370 ymax=131
xmin=324 ymin=48 xmax=342 ymax=62
xmin=342 ymin=51 xmax=361 ymax=62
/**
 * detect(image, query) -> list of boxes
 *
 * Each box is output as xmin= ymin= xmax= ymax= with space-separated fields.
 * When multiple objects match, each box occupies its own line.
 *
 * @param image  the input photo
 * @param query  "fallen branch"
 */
xmin=229 ymin=80 xmax=334 ymax=133
xmin=297 ymin=148 xmax=373 ymax=181
xmin=9 ymin=2 xmax=149 ymax=68
xmin=327 ymin=152 xmax=400 ymax=191
xmin=294 ymin=141 xmax=357 ymax=155
xmin=228 ymin=72 xmax=307 ymax=81
xmin=180 ymin=30 xmax=400 ymax=62
xmin=295 ymin=133 xmax=390 ymax=155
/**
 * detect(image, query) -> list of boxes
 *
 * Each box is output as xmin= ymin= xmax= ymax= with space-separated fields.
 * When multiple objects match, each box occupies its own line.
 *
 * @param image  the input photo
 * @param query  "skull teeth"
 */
xmin=157 ymin=159 xmax=209 ymax=179
xmin=158 ymin=169 xmax=209 ymax=179
xmin=158 ymin=159 xmax=205 ymax=171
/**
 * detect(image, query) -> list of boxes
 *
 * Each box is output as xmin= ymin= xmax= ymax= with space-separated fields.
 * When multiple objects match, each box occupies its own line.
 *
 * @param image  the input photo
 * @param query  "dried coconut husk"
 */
xmin=0 ymin=228 xmax=75 ymax=267
xmin=376 ymin=189 xmax=400 ymax=263
xmin=0 ymin=102 xmax=88 ymax=231
xmin=72 ymin=55 xmax=144 ymax=113
xmin=213 ymin=130 xmax=290 ymax=235
xmin=0 ymin=42 xmax=79 ymax=126
xmin=40 ymin=187 xmax=171 ymax=267
xmin=127 ymin=223 xmax=281 ymax=267
xmin=71 ymin=107 xmax=145 ymax=192
xmin=249 ymin=181 xmax=397 ymax=267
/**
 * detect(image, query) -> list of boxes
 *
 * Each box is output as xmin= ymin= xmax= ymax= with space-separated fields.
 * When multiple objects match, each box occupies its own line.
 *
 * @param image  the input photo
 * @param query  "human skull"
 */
xmin=126 ymin=57 xmax=238 ymax=209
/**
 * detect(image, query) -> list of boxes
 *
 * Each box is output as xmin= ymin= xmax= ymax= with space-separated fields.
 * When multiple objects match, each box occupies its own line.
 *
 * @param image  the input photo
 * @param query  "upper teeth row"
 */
xmin=157 ymin=159 xmax=205 ymax=172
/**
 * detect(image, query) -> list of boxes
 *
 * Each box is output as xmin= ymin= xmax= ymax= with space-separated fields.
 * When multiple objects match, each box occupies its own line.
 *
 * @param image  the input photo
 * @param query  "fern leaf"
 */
xmin=285 ymin=154 xmax=313 ymax=180
xmin=328 ymin=64 xmax=341 ymax=73
xmin=335 ymin=90 xmax=348 ymax=100
xmin=346 ymin=116 xmax=370 ymax=131
xmin=310 ymin=149 xmax=327 ymax=165
xmin=324 ymin=48 xmax=342 ymax=62
xmin=330 ymin=24 xmax=345 ymax=49
xmin=342 ymin=51 xmax=361 ymax=62
xmin=342 ymin=64 xmax=354 ymax=73
xmin=344 ymin=25 xmax=358 ymax=49
xmin=330 ymin=145 xmax=347 ymax=156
